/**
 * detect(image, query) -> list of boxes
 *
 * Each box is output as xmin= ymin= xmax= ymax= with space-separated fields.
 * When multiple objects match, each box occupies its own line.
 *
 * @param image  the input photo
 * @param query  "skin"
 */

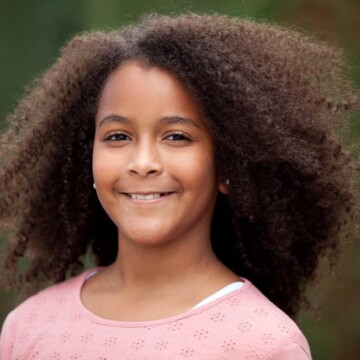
xmin=82 ymin=60 xmax=237 ymax=321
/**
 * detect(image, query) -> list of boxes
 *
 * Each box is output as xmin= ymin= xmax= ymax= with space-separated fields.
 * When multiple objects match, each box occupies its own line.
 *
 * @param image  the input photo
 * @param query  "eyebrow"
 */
xmin=160 ymin=116 xmax=201 ymax=129
xmin=98 ymin=115 xmax=130 ymax=128
xmin=98 ymin=114 xmax=201 ymax=129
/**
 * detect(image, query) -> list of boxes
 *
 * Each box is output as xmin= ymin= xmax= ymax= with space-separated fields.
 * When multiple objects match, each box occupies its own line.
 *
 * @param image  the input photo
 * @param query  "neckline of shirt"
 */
xmin=85 ymin=269 xmax=244 ymax=310
xmin=73 ymin=267 xmax=252 ymax=327
xmin=191 ymin=281 xmax=244 ymax=309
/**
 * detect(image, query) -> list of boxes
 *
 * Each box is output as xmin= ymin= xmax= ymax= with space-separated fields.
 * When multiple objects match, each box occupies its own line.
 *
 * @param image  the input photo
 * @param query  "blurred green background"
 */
xmin=0 ymin=0 xmax=359 ymax=359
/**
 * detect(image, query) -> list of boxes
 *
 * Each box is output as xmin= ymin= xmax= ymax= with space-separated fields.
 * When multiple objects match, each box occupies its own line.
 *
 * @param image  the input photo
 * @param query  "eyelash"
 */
xmin=105 ymin=133 xmax=131 ymax=142
xmin=104 ymin=132 xmax=191 ymax=143
xmin=165 ymin=132 xmax=191 ymax=142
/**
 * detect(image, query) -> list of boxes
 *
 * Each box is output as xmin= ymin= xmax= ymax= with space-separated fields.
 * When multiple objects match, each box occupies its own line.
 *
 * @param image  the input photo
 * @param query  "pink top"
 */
xmin=0 ymin=268 xmax=312 ymax=359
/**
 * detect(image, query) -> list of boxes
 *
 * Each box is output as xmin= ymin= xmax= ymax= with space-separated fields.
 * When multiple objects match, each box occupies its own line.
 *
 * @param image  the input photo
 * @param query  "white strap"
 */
xmin=192 ymin=281 xmax=244 ymax=309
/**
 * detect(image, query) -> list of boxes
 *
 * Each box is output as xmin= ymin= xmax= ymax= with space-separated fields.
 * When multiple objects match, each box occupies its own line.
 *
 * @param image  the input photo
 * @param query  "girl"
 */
xmin=0 ymin=13 xmax=359 ymax=360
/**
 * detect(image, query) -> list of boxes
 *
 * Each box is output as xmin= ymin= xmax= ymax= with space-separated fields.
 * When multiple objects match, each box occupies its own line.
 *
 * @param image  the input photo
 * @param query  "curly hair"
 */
xmin=0 ymin=13 xmax=359 ymax=318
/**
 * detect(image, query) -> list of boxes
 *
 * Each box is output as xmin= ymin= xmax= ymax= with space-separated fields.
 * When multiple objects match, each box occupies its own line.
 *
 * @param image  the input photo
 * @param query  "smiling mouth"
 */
xmin=123 ymin=192 xmax=174 ymax=200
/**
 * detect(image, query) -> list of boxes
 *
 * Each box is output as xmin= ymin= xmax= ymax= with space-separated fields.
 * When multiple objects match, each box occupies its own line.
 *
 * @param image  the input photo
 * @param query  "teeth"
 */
xmin=130 ymin=193 xmax=162 ymax=200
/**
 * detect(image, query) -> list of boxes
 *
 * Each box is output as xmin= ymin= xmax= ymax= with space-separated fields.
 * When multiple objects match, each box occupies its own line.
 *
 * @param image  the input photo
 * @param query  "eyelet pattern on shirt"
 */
xmin=1 ymin=270 xmax=311 ymax=360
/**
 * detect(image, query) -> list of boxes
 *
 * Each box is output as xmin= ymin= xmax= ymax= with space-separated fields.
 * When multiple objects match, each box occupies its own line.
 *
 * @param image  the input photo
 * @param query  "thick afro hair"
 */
xmin=0 ymin=13 xmax=359 ymax=318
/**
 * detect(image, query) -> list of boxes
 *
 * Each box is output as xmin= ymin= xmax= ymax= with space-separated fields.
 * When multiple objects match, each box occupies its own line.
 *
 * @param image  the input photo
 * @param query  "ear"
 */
xmin=218 ymin=181 xmax=229 ymax=195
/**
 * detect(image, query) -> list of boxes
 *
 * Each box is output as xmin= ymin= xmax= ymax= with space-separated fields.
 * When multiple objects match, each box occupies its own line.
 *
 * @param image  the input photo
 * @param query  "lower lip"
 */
xmin=122 ymin=193 xmax=175 ymax=204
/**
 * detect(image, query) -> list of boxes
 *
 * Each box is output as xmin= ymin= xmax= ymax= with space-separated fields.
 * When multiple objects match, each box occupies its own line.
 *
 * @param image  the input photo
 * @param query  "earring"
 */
xmin=225 ymin=179 xmax=230 ymax=186
xmin=93 ymin=182 xmax=96 ymax=189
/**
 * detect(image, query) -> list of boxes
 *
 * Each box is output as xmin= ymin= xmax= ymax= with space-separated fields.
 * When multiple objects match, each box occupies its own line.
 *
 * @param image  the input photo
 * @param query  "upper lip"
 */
xmin=121 ymin=191 xmax=175 ymax=195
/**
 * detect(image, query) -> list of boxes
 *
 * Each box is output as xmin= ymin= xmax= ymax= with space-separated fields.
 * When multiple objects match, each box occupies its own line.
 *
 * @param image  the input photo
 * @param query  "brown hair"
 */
xmin=1 ymin=13 xmax=359 ymax=318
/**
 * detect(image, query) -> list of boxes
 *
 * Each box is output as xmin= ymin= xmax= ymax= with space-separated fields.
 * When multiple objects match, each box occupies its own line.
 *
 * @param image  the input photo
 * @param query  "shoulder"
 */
xmin=1 ymin=268 xmax=92 ymax=336
xmin=0 ymin=268 xmax=96 ymax=359
xmin=193 ymin=278 xmax=311 ymax=359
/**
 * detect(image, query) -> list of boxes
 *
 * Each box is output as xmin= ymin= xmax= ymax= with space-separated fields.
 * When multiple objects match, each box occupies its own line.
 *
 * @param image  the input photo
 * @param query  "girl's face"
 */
xmin=93 ymin=61 xmax=222 ymax=247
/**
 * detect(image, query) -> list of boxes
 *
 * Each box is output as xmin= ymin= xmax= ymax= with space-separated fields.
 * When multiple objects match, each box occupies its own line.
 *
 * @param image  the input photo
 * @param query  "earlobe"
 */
xmin=218 ymin=181 xmax=230 ymax=195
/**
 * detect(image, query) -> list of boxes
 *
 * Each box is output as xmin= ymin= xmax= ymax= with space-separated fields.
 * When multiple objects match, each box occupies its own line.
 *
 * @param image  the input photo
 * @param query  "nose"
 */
xmin=127 ymin=139 xmax=163 ymax=177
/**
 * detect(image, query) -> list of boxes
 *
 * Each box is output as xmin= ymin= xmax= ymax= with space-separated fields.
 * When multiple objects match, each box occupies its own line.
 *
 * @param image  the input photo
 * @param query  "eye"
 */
xmin=165 ymin=132 xmax=191 ymax=142
xmin=105 ymin=132 xmax=131 ymax=142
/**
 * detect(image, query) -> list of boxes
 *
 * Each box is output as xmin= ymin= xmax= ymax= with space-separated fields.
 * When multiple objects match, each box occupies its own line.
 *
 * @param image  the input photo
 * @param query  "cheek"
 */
xmin=168 ymin=147 xmax=217 ymax=189
xmin=92 ymin=145 xmax=121 ymax=185
xmin=92 ymin=147 xmax=121 ymax=222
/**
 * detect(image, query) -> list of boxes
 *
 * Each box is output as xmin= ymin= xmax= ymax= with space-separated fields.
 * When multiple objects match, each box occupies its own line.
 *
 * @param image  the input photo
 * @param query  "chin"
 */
xmin=119 ymin=225 xmax=174 ymax=246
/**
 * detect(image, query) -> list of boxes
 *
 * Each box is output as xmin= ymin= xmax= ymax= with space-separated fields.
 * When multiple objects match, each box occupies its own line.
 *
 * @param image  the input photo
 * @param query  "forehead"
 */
xmin=96 ymin=60 xmax=208 ymax=128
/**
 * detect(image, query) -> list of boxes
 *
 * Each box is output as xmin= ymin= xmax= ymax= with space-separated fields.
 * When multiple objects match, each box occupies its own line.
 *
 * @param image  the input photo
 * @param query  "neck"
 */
xmin=107 ymin=230 xmax=226 ymax=293
xmin=81 ymin=230 xmax=239 ymax=322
